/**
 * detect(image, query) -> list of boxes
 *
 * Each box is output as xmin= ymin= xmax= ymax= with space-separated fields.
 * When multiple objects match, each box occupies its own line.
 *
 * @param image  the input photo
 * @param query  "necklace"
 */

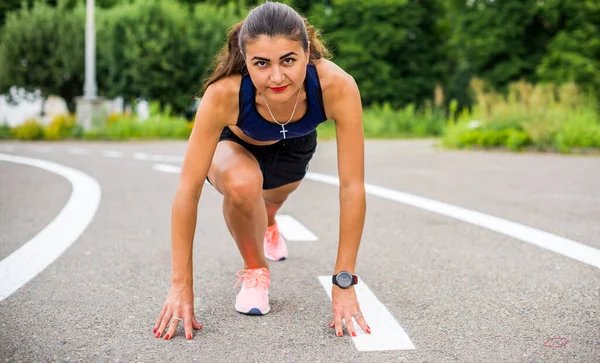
xmin=260 ymin=87 xmax=302 ymax=139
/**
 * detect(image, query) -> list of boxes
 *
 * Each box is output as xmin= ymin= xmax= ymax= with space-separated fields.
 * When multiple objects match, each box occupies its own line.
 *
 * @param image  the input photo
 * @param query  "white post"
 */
xmin=76 ymin=0 xmax=106 ymax=131
xmin=83 ymin=0 xmax=97 ymax=100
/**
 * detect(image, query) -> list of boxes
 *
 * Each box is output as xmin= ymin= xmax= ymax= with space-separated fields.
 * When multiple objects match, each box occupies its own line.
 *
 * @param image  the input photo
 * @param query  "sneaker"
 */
xmin=264 ymin=223 xmax=288 ymax=261
xmin=234 ymin=267 xmax=270 ymax=315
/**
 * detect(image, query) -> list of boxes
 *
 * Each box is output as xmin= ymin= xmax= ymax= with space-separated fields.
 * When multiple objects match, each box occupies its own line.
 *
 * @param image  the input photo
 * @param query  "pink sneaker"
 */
xmin=234 ymin=267 xmax=270 ymax=315
xmin=264 ymin=223 xmax=288 ymax=261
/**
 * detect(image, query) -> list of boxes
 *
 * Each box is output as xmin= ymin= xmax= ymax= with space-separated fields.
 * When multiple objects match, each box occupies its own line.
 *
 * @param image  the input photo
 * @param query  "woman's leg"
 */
xmin=207 ymin=141 xmax=267 ymax=269
xmin=262 ymin=181 xmax=302 ymax=226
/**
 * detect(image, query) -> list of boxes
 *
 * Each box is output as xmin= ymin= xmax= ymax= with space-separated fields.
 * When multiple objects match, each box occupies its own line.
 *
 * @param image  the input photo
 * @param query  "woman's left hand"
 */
xmin=329 ymin=286 xmax=371 ymax=337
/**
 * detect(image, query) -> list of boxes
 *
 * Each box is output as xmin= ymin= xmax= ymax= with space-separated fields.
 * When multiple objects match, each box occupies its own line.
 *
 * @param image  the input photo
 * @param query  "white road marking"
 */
xmin=305 ymin=172 xmax=600 ymax=269
xmin=0 ymin=153 xmax=101 ymax=301
xmin=153 ymin=163 xmax=181 ymax=174
xmin=275 ymin=215 xmax=318 ymax=241
xmin=318 ymin=276 xmax=416 ymax=351
xmin=101 ymin=150 xmax=123 ymax=158
xmin=133 ymin=152 xmax=183 ymax=163
xmin=68 ymin=148 xmax=90 ymax=155
xmin=151 ymin=164 xmax=210 ymax=185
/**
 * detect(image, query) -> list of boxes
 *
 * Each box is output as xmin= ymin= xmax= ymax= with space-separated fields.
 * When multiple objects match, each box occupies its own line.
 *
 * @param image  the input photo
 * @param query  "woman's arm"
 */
xmin=155 ymin=79 xmax=237 ymax=340
xmin=170 ymin=86 xmax=230 ymax=286
xmin=328 ymin=72 xmax=369 ymax=337
xmin=332 ymin=74 xmax=366 ymax=277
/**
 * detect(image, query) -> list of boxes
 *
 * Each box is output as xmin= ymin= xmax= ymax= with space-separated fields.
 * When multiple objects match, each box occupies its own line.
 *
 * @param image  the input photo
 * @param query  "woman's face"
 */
xmin=244 ymin=35 xmax=309 ymax=103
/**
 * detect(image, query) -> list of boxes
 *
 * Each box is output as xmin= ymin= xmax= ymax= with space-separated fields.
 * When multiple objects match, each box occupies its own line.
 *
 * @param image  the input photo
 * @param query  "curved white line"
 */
xmin=0 ymin=153 xmax=101 ymax=301
xmin=305 ymin=172 xmax=600 ymax=269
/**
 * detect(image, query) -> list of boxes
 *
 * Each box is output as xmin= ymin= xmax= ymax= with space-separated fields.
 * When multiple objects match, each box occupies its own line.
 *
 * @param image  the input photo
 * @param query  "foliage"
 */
xmin=83 ymin=101 xmax=193 ymax=140
xmin=97 ymin=0 xmax=239 ymax=114
xmin=442 ymin=78 xmax=600 ymax=152
xmin=0 ymin=1 xmax=85 ymax=110
xmin=11 ymin=119 xmax=45 ymax=140
xmin=310 ymin=0 xmax=447 ymax=109
xmin=536 ymin=0 xmax=600 ymax=96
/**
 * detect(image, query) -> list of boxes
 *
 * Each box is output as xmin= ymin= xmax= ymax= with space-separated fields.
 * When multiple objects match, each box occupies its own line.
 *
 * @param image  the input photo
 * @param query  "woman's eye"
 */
xmin=255 ymin=61 xmax=267 ymax=67
xmin=282 ymin=58 xmax=295 ymax=65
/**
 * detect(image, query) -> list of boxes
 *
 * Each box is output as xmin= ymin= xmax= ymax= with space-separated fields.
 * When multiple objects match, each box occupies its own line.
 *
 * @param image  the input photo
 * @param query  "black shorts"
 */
xmin=207 ymin=126 xmax=317 ymax=190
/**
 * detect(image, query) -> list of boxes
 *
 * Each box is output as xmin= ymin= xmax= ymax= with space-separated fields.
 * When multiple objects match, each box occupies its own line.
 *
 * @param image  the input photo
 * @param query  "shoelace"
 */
xmin=234 ymin=268 xmax=270 ymax=289
xmin=265 ymin=225 xmax=280 ymax=246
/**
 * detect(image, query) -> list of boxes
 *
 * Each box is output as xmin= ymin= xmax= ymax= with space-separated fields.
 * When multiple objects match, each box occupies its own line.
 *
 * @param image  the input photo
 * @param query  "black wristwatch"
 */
xmin=332 ymin=271 xmax=358 ymax=289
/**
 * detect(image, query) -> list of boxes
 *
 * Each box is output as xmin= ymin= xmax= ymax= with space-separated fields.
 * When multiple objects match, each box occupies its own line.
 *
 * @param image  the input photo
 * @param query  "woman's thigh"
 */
xmin=207 ymin=141 xmax=263 ymax=196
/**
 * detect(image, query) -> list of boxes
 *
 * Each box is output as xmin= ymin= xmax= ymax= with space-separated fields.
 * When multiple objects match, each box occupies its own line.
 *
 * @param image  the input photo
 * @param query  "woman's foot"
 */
xmin=234 ymin=267 xmax=270 ymax=315
xmin=264 ymin=223 xmax=288 ymax=261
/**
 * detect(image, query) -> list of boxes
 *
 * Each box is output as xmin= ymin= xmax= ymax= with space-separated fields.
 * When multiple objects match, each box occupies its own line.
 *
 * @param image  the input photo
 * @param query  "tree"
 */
xmin=0 ymin=1 xmax=85 ymax=110
xmin=310 ymin=0 xmax=447 ymax=108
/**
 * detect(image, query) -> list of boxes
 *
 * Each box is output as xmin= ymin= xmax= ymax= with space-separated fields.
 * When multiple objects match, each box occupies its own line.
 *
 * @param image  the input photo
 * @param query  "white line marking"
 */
xmin=275 ymin=215 xmax=317 ymax=241
xmin=318 ymin=276 xmax=415 ymax=351
xmin=68 ymin=148 xmax=90 ymax=155
xmin=133 ymin=152 xmax=183 ymax=163
xmin=101 ymin=150 xmax=123 ymax=158
xmin=153 ymin=163 xmax=182 ymax=174
xmin=306 ymin=172 xmax=600 ymax=269
xmin=0 ymin=153 xmax=101 ymax=301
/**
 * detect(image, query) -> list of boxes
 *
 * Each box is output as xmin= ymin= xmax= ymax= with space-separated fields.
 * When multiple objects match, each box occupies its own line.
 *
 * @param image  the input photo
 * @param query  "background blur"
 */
xmin=0 ymin=0 xmax=599 ymax=152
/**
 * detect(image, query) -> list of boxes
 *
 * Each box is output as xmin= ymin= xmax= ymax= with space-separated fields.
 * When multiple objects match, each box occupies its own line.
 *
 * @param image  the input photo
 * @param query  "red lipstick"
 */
xmin=270 ymin=86 xmax=288 ymax=93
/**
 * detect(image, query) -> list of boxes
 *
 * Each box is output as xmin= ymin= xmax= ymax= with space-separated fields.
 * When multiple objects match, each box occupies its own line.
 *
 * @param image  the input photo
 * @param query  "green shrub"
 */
xmin=11 ymin=119 xmax=45 ymax=140
xmin=442 ymin=78 xmax=600 ymax=152
xmin=0 ymin=123 xmax=11 ymax=139
xmin=44 ymin=114 xmax=77 ymax=140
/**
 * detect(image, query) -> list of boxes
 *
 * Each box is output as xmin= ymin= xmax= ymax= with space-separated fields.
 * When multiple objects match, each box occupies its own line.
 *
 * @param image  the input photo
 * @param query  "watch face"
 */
xmin=336 ymin=272 xmax=353 ymax=288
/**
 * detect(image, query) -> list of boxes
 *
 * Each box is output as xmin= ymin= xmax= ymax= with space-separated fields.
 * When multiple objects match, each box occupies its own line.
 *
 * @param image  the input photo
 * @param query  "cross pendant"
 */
xmin=280 ymin=125 xmax=288 ymax=139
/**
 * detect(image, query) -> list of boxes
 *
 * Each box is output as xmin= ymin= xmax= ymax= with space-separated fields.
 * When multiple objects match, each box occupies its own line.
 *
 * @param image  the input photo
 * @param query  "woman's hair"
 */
xmin=201 ymin=1 xmax=329 ymax=93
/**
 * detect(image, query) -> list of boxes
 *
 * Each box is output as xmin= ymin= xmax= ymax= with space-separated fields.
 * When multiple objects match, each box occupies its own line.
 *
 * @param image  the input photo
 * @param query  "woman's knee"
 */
xmin=221 ymin=168 xmax=263 ymax=209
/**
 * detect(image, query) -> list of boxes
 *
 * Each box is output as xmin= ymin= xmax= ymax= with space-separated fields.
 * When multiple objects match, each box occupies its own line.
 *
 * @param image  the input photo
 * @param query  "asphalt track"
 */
xmin=0 ymin=139 xmax=598 ymax=362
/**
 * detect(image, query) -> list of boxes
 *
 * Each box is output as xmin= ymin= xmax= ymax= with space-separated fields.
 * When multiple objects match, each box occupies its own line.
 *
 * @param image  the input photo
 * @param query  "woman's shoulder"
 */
xmin=202 ymin=74 xmax=243 ymax=124
xmin=314 ymin=59 xmax=357 ymax=96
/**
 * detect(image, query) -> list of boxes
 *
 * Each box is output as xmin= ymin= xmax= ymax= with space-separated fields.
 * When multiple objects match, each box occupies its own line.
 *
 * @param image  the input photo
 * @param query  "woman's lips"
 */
xmin=270 ymin=86 xmax=288 ymax=93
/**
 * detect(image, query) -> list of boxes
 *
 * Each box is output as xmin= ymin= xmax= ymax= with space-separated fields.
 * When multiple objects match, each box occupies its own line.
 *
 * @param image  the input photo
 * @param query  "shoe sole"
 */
xmin=235 ymin=305 xmax=271 ymax=315
xmin=265 ymin=253 xmax=287 ymax=262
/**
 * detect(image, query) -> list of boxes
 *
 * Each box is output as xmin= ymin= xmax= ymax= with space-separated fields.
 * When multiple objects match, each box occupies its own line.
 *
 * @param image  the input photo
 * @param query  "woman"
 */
xmin=153 ymin=1 xmax=369 ymax=341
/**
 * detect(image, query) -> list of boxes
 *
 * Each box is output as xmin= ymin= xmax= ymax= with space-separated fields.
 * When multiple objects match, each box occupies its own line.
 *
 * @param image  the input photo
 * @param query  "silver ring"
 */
xmin=171 ymin=317 xmax=183 ymax=323
xmin=353 ymin=312 xmax=362 ymax=318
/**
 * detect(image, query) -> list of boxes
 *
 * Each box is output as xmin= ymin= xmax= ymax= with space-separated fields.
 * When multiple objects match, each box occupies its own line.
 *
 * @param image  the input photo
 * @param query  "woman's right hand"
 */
xmin=153 ymin=283 xmax=203 ymax=340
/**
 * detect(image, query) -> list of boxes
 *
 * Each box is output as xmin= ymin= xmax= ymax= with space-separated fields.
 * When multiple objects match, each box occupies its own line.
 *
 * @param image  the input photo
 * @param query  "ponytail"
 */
xmin=304 ymin=18 xmax=330 ymax=61
xmin=201 ymin=21 xmax=247 ymax=94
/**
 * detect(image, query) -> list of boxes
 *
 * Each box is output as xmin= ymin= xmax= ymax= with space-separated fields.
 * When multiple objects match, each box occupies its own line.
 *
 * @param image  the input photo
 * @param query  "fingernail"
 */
xmin=164 ymin=334 xmax=170 ymax=340
xmin=153 ymin=328 xmax=157 ymax=333
xmin=155 ymin=332 xmax=161 ymax=338
xmin=199 ymin=325 xmax=203 ymax=330
xmin=351 ymin=332 xmax=357 ymax=337
xmin=337 ymin=332 xmax=342 ymax=337
xmin=366 ymin=328 xmax=371 ymax=334
xmin=367 ymin=325 xmax=371 ymax=330
xmin=187 ymin=334 xmax=192 ymax=340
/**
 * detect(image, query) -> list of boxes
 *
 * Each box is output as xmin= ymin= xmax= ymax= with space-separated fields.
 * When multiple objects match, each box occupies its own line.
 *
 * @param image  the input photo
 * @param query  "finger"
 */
xmin=153 ymin=305 xmax=167 ymax=334
xmin=328 ymin=321 xmax=334 ymax=328
xmin=354 ymin=311 xmax=371 ymax=334
xmin=183 ymin=310 xmax=194 ymax=340
xmin=164 ymin=316 xmax=180 ymax=340
xmin=345 ymin=314 xmax=357 ymax=337
xmin=334 ymin=314 xmax=343 ymax=337
xmin=156 ymin=309 xmax=171 ymax=338
xmin=192 ymin=315 xmax=203 ymax=330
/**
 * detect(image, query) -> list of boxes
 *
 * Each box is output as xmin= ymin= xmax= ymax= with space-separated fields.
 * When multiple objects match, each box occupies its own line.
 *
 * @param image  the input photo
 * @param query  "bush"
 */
xmin=11 ymin=119 xmax=45 ymax=140
xmin=0 ymin=123 xmax=11 ymax=139
xmin=442 ymin=78 xmax=600 ymax=152
xmin=44 ymin=114 xmax=78 ymax=140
